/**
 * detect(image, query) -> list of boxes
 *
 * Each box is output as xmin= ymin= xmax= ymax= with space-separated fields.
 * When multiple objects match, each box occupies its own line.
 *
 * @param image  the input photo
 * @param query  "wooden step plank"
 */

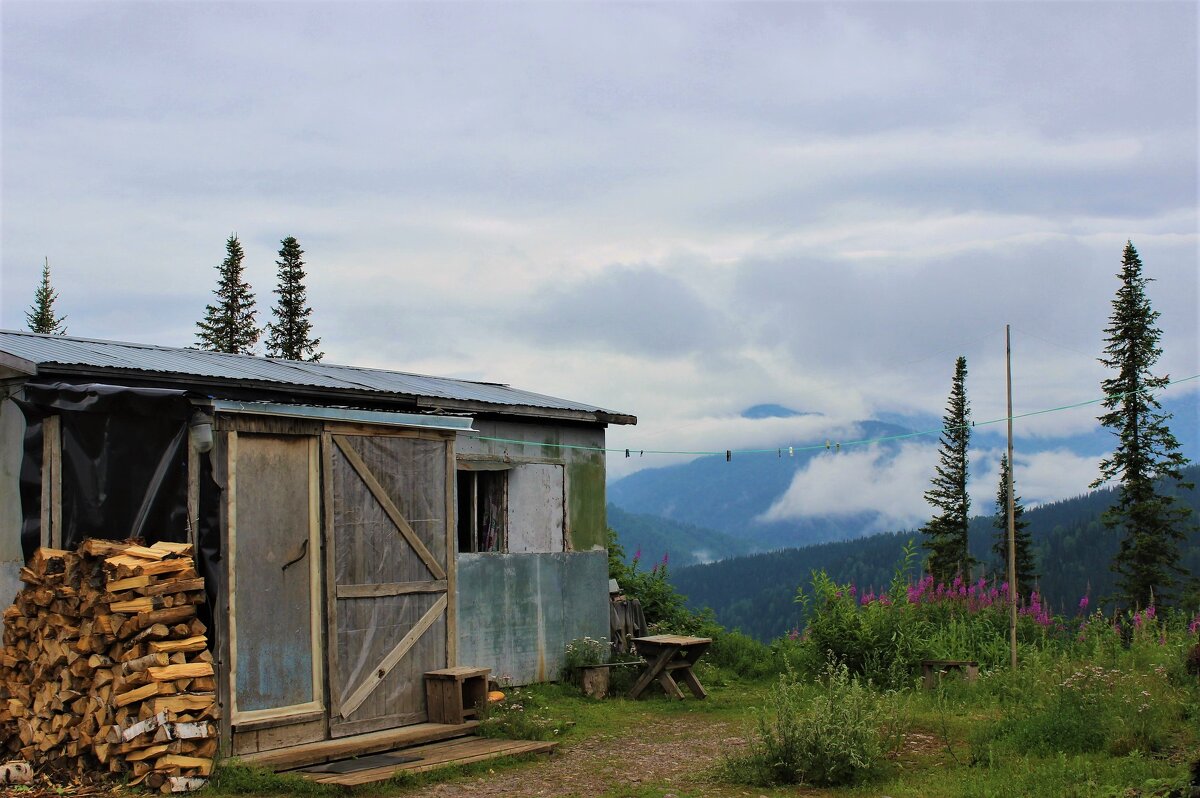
xmin=237 ymin=722 xmax=478 ymax=770
xmin=292 ymin=735 xmax=486 ymax=781
xmin=299 ymin=738 xmax=556 ymax=786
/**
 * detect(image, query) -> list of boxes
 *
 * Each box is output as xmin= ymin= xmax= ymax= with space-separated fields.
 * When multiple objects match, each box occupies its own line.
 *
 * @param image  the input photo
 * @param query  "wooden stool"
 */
xmin=425 ymin=667 xmax=490 ymax=724
xmin=920 ymin=659 xmax=979 ymax=689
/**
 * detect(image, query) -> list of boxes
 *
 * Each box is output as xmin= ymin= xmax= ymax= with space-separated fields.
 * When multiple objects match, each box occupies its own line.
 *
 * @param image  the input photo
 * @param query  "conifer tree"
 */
xmin=195 ymin=234 xmax=260 ymax=354
xmin=921 ymin=356 xmax=974 ymax=582
xmin=265 ymin=236 xmax=322 ymax=361
xmin=992 ymin=454 xmax=1036 ymax=592
xmin=1091 ymin=240 xmax=1193 ymax=608
xmin=25 ymin=258 xmax=67 ymax=335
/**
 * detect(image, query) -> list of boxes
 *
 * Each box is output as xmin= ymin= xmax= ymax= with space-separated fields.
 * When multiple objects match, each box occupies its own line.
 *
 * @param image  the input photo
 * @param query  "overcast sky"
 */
xmin=2 ymin=2 xmax=1197 ymax=519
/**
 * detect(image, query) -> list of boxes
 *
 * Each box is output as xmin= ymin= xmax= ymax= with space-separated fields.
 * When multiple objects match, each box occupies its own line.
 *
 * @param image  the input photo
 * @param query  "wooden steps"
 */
xmin=293 ymin=736 xmax=557 ymax=786
xmin=236 ymin=721 xmax=478 ymax=770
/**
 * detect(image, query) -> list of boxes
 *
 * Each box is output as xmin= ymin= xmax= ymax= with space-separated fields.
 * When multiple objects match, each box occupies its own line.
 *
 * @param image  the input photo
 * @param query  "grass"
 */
xmin=199 ymin=668 xmax=1193 ymax=798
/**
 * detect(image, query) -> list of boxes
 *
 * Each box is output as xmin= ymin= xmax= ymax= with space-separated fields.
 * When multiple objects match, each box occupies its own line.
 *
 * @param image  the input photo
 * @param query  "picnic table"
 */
xmin=627 ymin=635 xmax=712 ymax=700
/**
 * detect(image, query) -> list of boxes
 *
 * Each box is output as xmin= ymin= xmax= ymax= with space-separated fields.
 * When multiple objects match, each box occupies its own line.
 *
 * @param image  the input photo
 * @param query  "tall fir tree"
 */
xmin=25 ymin=258 xmax=67 ymax=335
xmin=195 ymin=234 xmax=260 ymax=354
xmin=921 ymin=356 xmax=974 ymax=582
xmin=992 ymin=454 xmax=1036 ymax=593
xmin=1090 ymin=240 xmax=1194 ymax=608
xmin=265 ymin=236 xmax=322 ymax=361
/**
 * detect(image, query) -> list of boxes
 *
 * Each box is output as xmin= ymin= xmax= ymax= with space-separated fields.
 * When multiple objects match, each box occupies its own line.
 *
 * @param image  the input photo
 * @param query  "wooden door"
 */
xmin=227 ymin=433 xmax=323 ymax=727
xmin=324 ymin=432 xmax=454 ymax=737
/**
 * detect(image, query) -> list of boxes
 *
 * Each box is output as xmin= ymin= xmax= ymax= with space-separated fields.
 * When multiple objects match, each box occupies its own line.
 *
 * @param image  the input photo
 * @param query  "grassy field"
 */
xmin=205 ymin=557 xmax=1199 ymax=797
xmin=206 ymin=657 xmax=1195 ymax=798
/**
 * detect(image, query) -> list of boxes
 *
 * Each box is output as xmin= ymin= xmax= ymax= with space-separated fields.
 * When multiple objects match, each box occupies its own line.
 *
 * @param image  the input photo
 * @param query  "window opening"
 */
xmin=456 ymin=470 xmax=506 ymax=552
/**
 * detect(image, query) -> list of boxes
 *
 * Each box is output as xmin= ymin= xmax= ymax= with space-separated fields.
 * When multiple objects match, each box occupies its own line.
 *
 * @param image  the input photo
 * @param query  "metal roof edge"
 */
xmin=207 ymin=400 xmax=476 ymax=432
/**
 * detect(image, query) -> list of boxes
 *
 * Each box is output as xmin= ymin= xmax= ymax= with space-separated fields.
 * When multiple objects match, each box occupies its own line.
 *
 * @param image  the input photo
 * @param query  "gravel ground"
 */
xmin=422 ymin=715 xmax=751 ymax=798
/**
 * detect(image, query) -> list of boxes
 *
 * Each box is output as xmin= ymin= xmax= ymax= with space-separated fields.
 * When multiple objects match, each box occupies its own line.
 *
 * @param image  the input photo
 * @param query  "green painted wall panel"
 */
xmin=456 ymin=551 xmax=608 ymax=685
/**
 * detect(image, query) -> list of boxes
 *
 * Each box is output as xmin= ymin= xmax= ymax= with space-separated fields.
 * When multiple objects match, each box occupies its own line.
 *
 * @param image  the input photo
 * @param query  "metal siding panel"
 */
xmin=506 ymin=464 xmax=564 ymax=553
xmin=454 ymin=551 xmax=607 ymax=685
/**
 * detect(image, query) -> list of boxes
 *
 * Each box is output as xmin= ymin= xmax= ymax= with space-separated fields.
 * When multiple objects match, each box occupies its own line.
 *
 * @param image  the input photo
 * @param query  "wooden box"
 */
xmin=425 ymin=666 xmax=490 ymax=724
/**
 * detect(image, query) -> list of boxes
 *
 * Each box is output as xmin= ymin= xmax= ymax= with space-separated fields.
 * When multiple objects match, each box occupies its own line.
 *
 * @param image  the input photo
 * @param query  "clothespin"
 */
xmin=788 ymin=447 xmax=794 ymax=457
xmin=639 ymin=450 xmax=644 ymax=457
xmin=777 ymin=449 xmax=781 ymax=458
xmin=835 ymin=442 xmax=841 ymax=452
xmin=726 ymin=450 xmax=732 ymax=462
xmin=825 ymin=440 xmax=831 ymax=450
xmin=625 ymin=449 xmax=630 ymax=458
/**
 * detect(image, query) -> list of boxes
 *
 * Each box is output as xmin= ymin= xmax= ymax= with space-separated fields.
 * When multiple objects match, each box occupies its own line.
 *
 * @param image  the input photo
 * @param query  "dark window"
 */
xmin=456 ymin=470 xmax=506 ymax=552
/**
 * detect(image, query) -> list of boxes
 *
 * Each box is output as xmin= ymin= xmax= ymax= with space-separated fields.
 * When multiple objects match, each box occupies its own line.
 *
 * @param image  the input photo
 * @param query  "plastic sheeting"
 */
xmin=328 ymin=435 xmax=449 ymax=731
xmin=15 ymin=382 xmax=220 ymax=633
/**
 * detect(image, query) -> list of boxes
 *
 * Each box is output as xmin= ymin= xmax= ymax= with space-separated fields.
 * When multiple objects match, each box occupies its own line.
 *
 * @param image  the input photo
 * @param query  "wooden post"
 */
xmin=1006 ymin=324 xmax=1018 ymax=671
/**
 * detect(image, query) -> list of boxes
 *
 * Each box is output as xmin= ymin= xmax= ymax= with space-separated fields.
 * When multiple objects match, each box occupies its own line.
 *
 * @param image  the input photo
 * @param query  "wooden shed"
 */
xmin=0 ymin=330 xmax=635 ymax=759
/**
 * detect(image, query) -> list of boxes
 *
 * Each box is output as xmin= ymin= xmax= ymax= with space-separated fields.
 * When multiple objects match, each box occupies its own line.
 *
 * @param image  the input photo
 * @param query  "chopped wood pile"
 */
xmin=0 ymin=540 xmax=216 ymax=793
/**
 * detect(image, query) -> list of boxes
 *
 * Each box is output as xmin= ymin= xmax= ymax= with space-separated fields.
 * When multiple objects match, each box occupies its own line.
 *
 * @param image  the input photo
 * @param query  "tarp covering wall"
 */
xmin=455 ymin=551 xmax=608 ymax=684
xmin=15 ymin=383 xmax=221 ymax=631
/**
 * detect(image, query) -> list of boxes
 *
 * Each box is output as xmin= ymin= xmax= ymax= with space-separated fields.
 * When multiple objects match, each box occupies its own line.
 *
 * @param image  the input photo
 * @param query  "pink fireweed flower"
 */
xmin=1079 ymin=596 xmax=1089 ymax=613
xmin=1188 ymin=616 xmax=1200 ymax=635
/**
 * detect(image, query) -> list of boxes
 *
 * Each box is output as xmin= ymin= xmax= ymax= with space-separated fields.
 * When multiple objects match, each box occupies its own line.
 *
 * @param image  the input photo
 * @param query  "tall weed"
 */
xmin=723 ymin=658 xmax=905 ymax=787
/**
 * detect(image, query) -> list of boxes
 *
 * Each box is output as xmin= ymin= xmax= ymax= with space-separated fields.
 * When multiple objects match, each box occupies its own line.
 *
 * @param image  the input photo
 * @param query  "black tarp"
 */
xmin=16 ymin=382 xmax=221 ymax=631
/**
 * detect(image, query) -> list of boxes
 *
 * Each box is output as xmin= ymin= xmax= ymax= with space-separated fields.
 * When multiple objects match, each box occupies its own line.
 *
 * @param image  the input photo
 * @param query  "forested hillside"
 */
xmin=664 ymin=465 xmax=1200 ymax=642
xmin=605 ymin=504 xmax=750 ymax=567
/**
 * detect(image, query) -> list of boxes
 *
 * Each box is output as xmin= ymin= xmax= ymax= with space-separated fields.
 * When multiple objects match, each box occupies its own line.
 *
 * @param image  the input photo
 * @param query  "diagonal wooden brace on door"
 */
xmin=332 ymin=435 xmax=447 ymax=582
xmin=339 ymin=594 xmax=448 ymax=719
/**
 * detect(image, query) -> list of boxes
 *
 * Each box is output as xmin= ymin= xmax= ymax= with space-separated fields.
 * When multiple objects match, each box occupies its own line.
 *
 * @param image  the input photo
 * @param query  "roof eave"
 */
xmin=34 ymin=364 xmax=637 ymax=426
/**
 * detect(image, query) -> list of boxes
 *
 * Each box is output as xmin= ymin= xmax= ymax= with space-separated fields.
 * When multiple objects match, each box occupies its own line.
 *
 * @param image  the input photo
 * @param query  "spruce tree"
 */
xmin=1091 ymin=240 xmax=1194 ymax=608
xmin=195 ymin=234 xmax=260 ymax=354
xmin=265 ymin=236 xmax=322 ymax=361
xmin=921 ymin=356 xmax=974 ymax=582
xmin=992 ymin=454 xmax=1036 ymax=592
xmin=25 ymin=258 xmax=67 ymax=334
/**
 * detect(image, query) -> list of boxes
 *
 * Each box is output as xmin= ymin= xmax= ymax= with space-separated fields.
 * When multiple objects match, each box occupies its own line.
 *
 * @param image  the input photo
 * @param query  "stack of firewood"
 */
xmin=0 ymin=540 xmax=217 ymax=793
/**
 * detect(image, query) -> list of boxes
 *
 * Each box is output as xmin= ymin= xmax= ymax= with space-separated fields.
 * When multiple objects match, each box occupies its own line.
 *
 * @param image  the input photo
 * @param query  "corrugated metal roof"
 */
xmin=0 ymin=329 xmax=635 ymax=424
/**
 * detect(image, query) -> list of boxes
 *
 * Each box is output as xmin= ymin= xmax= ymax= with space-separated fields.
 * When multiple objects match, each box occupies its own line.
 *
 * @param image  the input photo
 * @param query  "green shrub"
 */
xmin=707 ymin=630 xmax=777 ymax=680
xmin=607 ymin=527 xmax=721 ymax=636
xmin=722 ymin=658 xmax=904 ymax=787
xmin=562 ymin=635 xmax=609 ymax=682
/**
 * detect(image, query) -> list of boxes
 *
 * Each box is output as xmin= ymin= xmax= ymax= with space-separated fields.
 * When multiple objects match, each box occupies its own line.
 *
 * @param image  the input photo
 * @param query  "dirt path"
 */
xmin=421 ymin=715 xmax=755 ymax=798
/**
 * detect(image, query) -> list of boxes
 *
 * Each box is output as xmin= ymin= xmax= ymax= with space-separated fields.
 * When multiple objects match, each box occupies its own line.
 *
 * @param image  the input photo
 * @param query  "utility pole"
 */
xmin=1006 ymin=324 xmax=1018 ymax=670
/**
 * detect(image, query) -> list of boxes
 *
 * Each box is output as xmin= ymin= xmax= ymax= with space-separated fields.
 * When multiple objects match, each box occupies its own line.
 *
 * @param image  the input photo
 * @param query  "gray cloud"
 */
xmin=1 ymin=2 xmax=1195 ymax=514
xmin=508 ymin=265 xmax=735 ymax=359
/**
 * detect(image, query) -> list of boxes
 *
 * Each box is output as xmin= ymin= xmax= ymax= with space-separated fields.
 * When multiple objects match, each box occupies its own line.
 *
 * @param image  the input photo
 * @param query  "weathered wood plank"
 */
xmin=300 ymin=738 xmax=557 ymax=786
xmin=444 ymin=441 xmax=457 ymax=667
xmin=335 ymin=580 xmax=447 ymax=599
xmin=237 ymin=721 xmax=477 ymax=770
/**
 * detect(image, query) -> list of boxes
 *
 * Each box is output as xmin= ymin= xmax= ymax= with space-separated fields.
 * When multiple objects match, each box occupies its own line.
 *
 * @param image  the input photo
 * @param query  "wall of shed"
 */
xmin=0 ymin=395 xmax=25 ymax=631
xmin=455 ymin=551 xmax=608 ymax=684
xmin=456 ymin=420 xmax=608 ymax=551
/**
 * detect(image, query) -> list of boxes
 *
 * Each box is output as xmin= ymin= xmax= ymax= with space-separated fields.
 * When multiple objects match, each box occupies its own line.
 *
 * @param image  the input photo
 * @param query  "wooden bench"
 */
xmin=920 ymin=659 xmax=979 ymax=689
xmin=425 ymin=667 xmax=490 ymax=724
xmin=573 ymin=660 xmax=645 ymax=699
